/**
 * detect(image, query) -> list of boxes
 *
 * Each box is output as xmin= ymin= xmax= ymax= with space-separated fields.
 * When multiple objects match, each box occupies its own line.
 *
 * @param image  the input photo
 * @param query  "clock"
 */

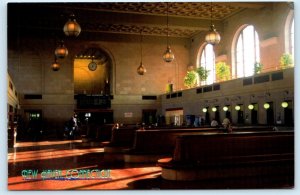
xmin=88 ymin=61 xmax=97 ymax=71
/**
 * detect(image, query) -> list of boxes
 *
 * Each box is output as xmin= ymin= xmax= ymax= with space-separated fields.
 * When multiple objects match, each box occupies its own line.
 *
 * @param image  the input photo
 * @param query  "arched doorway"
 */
xmin=73 ymin=47 xmax=114 ymax=137
xmin=74 ymin=47 xmax=112 ymax=95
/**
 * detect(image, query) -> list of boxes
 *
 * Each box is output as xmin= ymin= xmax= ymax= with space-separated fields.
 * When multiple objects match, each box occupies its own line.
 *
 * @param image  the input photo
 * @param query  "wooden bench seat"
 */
xmin=103 ymin=126 xmax=139 ymax=162
xmin=124 ymin=128 xmax=223 ymax=163
xmin=158 ymin=131 xmax=294 ymax=185
xmin=104 ymin=126 xmax=276 ymax=163
xmin=105 ymin=127 xmax=138 ymax=147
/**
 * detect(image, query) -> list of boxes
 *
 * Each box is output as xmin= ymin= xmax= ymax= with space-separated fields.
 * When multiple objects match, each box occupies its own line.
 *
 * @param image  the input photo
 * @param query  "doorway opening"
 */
xmin=251 ymin=103 xmax=258 ymax=124
xmin=74 ymin=47 xmax=112 ymax=96
xmin=142 ymin=109 xmax=157 ymax=125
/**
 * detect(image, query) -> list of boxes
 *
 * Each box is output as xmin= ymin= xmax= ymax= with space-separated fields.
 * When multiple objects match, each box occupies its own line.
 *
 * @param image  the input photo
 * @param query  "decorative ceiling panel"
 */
xmin=83 ymin=23 xmax=201 ymax=37
xmin=65 ymin=2 xmax=244 ymax=20
xmin=8 ymin=2 xmax=270 ymax=38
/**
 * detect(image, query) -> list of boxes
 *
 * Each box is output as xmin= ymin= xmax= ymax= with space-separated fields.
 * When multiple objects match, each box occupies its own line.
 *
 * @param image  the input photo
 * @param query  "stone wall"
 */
xmin=7 ymin=2 xmax=294 ymax=132
xmin=189 ymin=2 xmax=292 ymax=73
xmin=7 ymin=33 xmax=189 ymax=129
xmin=161 ymin=68 xmax=294 ymax=125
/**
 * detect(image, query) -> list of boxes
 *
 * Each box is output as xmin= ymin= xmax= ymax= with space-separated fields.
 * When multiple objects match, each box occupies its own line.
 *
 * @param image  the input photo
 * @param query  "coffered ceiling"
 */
xmin=8 ymin=2 xmax=270 ymax=38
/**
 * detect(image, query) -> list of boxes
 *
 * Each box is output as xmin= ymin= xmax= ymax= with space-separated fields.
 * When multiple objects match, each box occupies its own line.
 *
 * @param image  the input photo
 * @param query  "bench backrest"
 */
xmin=110 ymin=127 xmax=138 ymax=146
xmin=132 ymin=128 xmax=223 ymax=154
xmin=173 ymin=131 xmax=294 ymax=165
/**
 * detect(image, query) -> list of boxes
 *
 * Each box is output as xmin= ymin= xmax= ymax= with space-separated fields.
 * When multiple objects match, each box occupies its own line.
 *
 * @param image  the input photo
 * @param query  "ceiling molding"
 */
xmin=8 ymin=2 xmax=270 ymax=38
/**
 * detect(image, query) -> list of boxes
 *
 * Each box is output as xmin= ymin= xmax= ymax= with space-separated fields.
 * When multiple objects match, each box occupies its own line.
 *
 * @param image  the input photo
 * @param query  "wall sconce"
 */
xmin=235 ymin=105 xmax=241 ymax=111
xmin=202 ymin=108 xmax=208 ymax=113
xmin=212 ymin=107 xmax=217 ymax=112
xmin=248 ymin=104 xmax=254 ymax=110
xmin=263 ymin=103 xmax=270 ymax=109
xmin=281 ymin=101 xmax=288 ymax=108
xmin=223 ymin=106 xmax=228 ymax=111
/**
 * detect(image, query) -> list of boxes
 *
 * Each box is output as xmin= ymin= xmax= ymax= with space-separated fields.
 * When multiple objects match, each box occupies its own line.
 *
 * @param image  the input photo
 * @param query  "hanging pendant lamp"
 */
xmin=163 ymin=2 xmax=175 ymax=62
xmin=55 ymin=40 xmax=68 ymax=59
xmin=137 ymin=31 xmax=146 ymax=75
xmin=63 ymin=14 xmax=81 ymax=37
xmin=205 ymin=2 xmax=221 ymax=45
xmin=51 ymin=56 xmax=60 ymax=71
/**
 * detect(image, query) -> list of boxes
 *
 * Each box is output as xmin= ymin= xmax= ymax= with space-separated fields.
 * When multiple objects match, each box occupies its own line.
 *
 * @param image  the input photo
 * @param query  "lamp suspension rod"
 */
xmin=140 ymin=30 xmax=143 ymax=62
xmin=167 ymin=2 xmax=169 ymax=46
xmin=210 ymin=2 xmax=213 ymax=26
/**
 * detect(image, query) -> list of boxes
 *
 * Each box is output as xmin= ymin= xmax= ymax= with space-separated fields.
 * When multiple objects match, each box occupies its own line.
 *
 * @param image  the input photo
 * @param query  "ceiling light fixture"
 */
xmin=205 ymin=2 xmax=221 ymax=45
xmin=51 ymin=56 xmax=60 ymax=71
xmin=55 ymin=40 xmax=68 ymax=59
xmin=137 ymin=30 xmax=146 ymax=75
xmin=163 ymin=2 xmax=175 ymax=62
xmin=63 ymin=14 xmax=81 ymax=37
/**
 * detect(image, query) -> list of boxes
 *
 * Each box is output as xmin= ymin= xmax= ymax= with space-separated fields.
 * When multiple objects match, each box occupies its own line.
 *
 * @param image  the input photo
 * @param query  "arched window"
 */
xmin=290 ymin=18 xmax=294 ymax=57
xmin=199 ymin=44 xmax=215 ymax=85
xmin=288 ymin=17 xmax=294 ymax=59
xmin=234 ymin=25 xmax=260 ymax=78
xmin=284 ymin=11 xmax=294 ymax=59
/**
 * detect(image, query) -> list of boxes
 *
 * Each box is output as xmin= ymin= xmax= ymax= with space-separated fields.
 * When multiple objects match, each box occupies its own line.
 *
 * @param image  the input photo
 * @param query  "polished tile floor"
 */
xmin=8 ymin=139 xmax=293 ymax=190
xmin=8 ymin=140 xmax=161 ymax=190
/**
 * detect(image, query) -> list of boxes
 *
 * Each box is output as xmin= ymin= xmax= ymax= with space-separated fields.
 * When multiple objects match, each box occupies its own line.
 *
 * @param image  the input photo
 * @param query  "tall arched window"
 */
xmin=284 ymin=11 xmax=294 ymax=59
xmin=290 ymin=18 xmax=294 ymax=58
xmin=235 ymin=25 xmax=260 ymax=78
xmin=199 ymin=44 xmax=215 ymax=85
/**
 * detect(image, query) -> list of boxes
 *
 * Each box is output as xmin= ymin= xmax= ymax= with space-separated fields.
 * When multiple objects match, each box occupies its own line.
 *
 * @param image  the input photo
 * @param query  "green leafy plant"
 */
xmin=280 ymin=53 xmax=294 ymax=69
xmin=184 ymin=70 xmax=198 ymax=88
xmin=254 ymin=62 xmax=263 ymax=74
xmin=216 ymin=62 xmax=231 ymax=82
xmin=196 ymin=67 xmax=210 ymax=82
xmin=166 ymin=83 xmax=173 ymax=93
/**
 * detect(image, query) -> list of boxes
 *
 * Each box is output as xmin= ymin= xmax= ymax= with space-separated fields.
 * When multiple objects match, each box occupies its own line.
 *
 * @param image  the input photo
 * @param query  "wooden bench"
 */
xmin=158 ymin=131 xmax=294 ymax=186
xmin=103 ymin=126 xmax=139 ymax=162
xmin=124 ymin=128 xmax=223 ymax=163
xmin=96 ymin=124 xmax=115 ymax=141
xmin=123 ymin=126 xmax=275 ymax=163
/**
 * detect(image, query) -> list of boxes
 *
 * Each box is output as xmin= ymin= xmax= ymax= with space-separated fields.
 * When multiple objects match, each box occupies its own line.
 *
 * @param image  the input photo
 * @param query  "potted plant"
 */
xmin=196 ymin=67 xmax=210 ymax=82
xmin=216 ymin=62 xmax=231 ymax=82
xmin=184 ymin=70 xmax=198 ymax=88
xmin=166 ymin=82 xmax=173 ymax=93
xmin=254 ymin=62 xmax=263 ymax=74
xmin=280 ymin=53 xmax=294 ymax=69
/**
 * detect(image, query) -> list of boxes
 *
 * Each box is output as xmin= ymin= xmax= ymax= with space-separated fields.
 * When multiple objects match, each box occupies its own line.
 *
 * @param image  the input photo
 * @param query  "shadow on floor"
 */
xmin=127 ymin=175 xmax=294 ymax=189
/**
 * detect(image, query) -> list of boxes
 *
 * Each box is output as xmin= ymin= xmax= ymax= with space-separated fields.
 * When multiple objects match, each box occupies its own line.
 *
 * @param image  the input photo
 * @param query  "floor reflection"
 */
xmin=8 ymin=140 xmax=161 ymax=190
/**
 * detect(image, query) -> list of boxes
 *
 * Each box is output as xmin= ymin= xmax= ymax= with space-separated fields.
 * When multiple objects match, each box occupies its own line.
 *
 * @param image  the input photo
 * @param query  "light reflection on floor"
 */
xmin=8 ymin=140 xmax=161 ymax=190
